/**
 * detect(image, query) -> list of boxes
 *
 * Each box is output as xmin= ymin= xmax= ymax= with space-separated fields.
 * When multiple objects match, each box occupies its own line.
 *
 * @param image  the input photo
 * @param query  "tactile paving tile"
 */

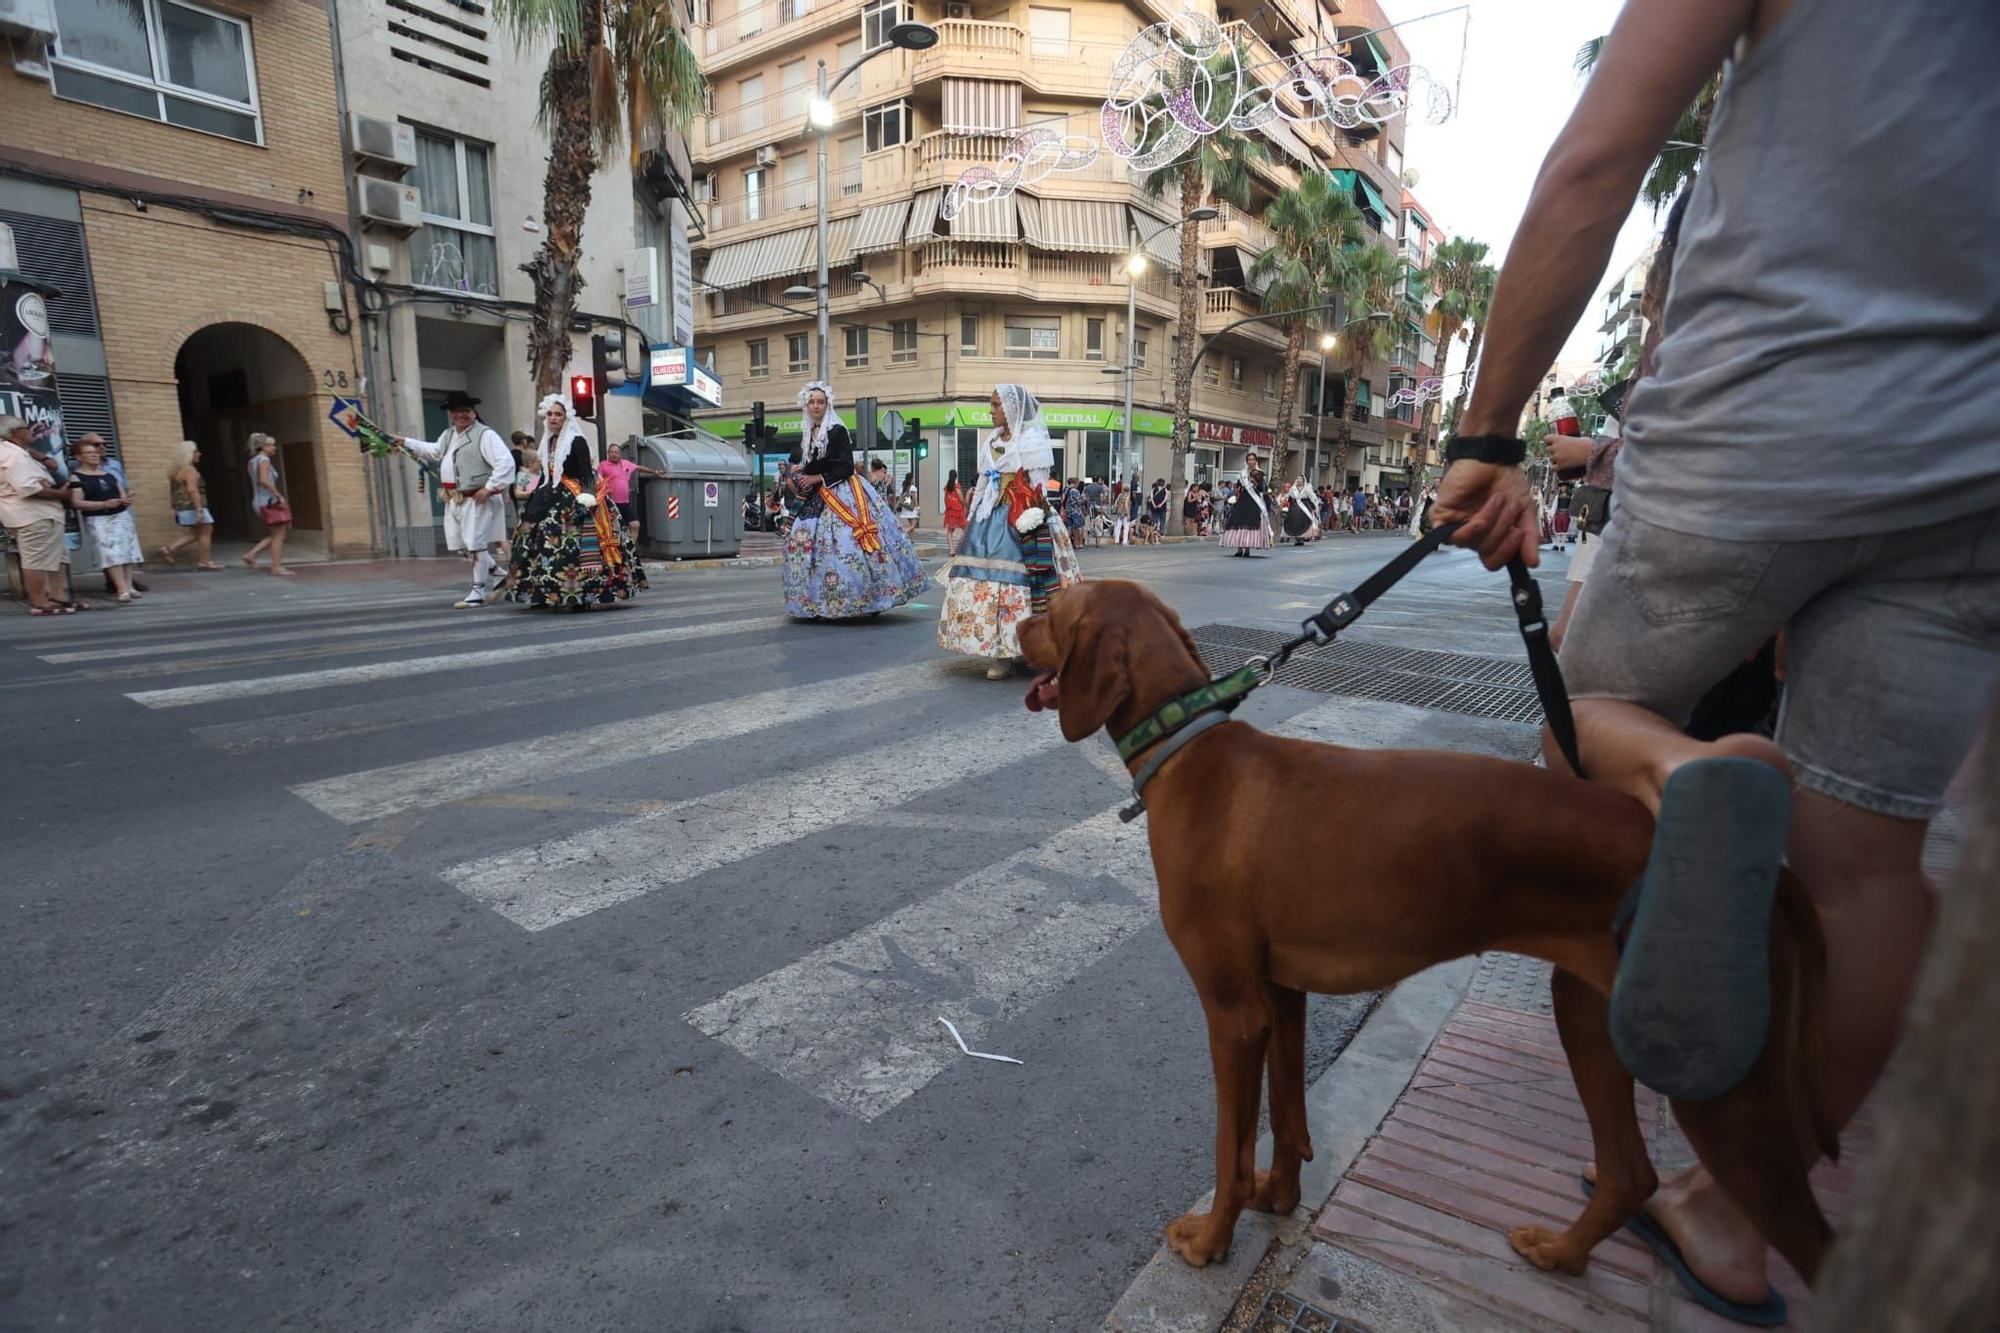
xmin=1463 ymin=951 xmax=1553 ymax=1015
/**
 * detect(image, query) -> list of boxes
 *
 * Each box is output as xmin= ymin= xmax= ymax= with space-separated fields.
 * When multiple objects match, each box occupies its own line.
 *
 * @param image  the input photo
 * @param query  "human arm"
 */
xmin=472 ymin=430 xmax=516 ymax=502
xmin=396 ymin=433 xmax=443 ymax=463
xmin=803 ymin=425 xmax=854 ymax=486
xmin=1434 ymin=0 xmax=1756 ymax=568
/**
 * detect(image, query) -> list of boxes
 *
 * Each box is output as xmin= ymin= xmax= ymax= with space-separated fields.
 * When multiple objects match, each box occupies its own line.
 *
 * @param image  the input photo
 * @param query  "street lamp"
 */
xmin=809 ymin=21 xmax=939 ymax=380
xmin=1111 ymin=206 xmax=1215 ymax=489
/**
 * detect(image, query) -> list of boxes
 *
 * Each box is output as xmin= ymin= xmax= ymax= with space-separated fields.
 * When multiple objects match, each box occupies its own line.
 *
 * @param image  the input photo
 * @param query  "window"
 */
xmin=1230 ymin=356 xmax=1245 ymax=391
xmin=787 ymin=333 xmax=810 ymax=374
xmin=956 ymin=427 xmax=980 ymax=491
xmin=1004 ymin=316 xmax=1059 ymax=359
xmin=837 ymin=38 xmax=863 ymax=73
xmin=836 ymin=134 xmax=863 ymax=195
xmin=891 ymin=319 xmax=918 ymax=364
xmin=1083 ymin=429 xmax=1114 ymax=481
xmin=1133 ymin=331 xmax=1149 ymax=369
xmin=1085 ymin=317 xmax=1104 ymax=360
xmin=743 ymin=166 xmax=770 ymax=220
xmin=1351 ymin=381 xmax=1372 ymax=422
xmin=695 ymin=173 xmax=716 ymax=203
xmin=779 ymin=0 xmax=807 ymax=23
xmin=960 ymin=314 xmax=979 ymax=355
xmin=738 ymin=74 xmax=765 ymax=134
xmin=632 ymin=195 xmax=667 ymax=343
xmin=864 ymin=100 xmax=911 ymax=153
xmin=1202 ymin=362 xmax=1220 ymax=387
xmin=862 ymin=0 xmax=905 ymax=51
xmin=748 ymin=338 xmax=770 ymax=379
xmin=1264 ymin=368 xmax=1277 ymax=400
xmin=411 ymin=130 xmax=499 ymax=296
xmin=51 ymin=0 xmax=261 ymax=144
xmin=1385 ymin=142 xmax=1404 ymax=179
xmin=780 ymin=153 xmax=811 ymax=211
xmin=779 ymin=60 xmax=809 ymax=121
xmin=1027 ymin=7 xmax=1071 ymax=58
xmin=844 ymin=325 xmax=870 ymax=368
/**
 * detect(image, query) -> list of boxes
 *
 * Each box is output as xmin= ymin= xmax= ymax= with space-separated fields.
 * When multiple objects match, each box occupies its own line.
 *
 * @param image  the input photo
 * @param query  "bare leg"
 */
xmin=194 ymin=523 xmax=218 ymax=568
xmin=267 ymin=524 xmax=291 ymax=575
xmin=1555 ymin=697 xmax=1789 ymax=801
xmin=106 ymin=564 xmax=134 ymax=597
xmin=242 ymin=535 xmax=271 ymax=567
xmin=21 ymin=567 xmax=54 ymax=609
xmin=1550 ymin=580 xmax=1584 ymax=653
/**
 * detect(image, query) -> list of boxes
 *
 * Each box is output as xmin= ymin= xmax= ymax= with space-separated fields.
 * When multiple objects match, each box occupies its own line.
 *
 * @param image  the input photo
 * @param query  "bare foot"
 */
xmin=1507 ymin=1224 xmax=1589 ymax=1276
xmin=1248 ymin=1167 xmax=1301 ymax=1215
xmin=1163 ymin=1211 xmax=1232 ymax=1267
xmin=269 ymin=567 xmax=297 ymax=578
xmin=1645 ymin=1167 xmax=1771 ymax=1306
xmin=240 ymin=552 xmax=257 ymax=567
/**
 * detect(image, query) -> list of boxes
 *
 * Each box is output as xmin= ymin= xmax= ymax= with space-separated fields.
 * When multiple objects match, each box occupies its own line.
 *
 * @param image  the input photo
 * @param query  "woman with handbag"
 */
xmin=241 ymin=433 xmax=296 ymax=576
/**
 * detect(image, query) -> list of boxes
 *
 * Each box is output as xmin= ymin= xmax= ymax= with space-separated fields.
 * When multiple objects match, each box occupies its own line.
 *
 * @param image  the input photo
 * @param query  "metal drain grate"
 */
xmin=1250 ymin=1289 xmax=1364 ymax=1332
xmin=1188 ymin=623 xmax=1544 ymax=725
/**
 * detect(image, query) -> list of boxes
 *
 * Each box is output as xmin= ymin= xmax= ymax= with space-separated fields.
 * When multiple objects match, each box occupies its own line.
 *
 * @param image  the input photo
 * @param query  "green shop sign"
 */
xmin=696 ymin=401 xmax=1179 ymax=438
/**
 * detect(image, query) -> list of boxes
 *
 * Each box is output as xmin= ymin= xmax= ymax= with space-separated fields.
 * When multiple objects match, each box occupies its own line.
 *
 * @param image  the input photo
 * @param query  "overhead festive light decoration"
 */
xmin=1386 ymin=376 xmax=1448 ymax=409
xmin=942 ymin=128 xmax=1101 ymax=221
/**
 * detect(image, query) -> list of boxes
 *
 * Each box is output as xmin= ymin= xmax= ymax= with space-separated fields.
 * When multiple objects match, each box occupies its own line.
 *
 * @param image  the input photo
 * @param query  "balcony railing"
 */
xmin=701 ymin=0 xmax=843 ymax=61
xmin=926 ymin=18 xmax=1022 ymax=59
xmin=703 ymin=179 xmax=817 ymax=231
xmin=1201 ymin=201 xmax=1275 ymax=254
xmin=914 ymin=129 xmax=1129 ymax=187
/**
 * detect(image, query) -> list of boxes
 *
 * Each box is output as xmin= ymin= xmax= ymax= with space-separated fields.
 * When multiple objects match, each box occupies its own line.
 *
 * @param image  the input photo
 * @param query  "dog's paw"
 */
xmin=1164 ymin=1212 xmax=1231 ymax=1267
xmin=1249 ymin=1169 xmax=1301 ymax=1216
xmin=1507 ymin=1225 xmax=1589 ymax=1276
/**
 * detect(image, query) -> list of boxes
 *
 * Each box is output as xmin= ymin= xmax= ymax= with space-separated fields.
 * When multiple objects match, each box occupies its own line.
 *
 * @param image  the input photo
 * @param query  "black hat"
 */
xmin=440 ymin=390 xmax=481 ymax=411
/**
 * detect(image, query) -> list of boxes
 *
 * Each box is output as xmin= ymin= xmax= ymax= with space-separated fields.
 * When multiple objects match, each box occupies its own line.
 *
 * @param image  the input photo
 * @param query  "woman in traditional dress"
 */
xmin=937 ymin=383 xmax=1082 ymax=679
xmin=782 ymin=380 xmax=928 ymax=620
xmin=506 ymin=393 xmax=635 ymax=609
xmin=1281 ymin=476 xmax=1322 ymax=545
xmin=1218 ymin=455 xmax=1273 ymax=556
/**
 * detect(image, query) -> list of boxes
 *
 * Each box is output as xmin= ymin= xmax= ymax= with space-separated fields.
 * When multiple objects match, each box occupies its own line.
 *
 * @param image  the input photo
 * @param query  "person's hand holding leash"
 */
xmin=1430 ymin=461 xmax=1539 ymax=571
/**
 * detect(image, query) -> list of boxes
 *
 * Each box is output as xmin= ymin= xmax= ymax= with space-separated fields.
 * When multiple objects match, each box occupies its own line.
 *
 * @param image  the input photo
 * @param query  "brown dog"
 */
xmin=1017 ymin=580 xmax=1836 ymax=1283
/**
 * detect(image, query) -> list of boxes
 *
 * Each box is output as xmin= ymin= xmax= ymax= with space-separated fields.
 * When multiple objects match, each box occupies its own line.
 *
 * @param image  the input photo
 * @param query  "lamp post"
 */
xmin=1104 ymin=207 xmax=1215 ymax=492
xmin=805 ymin=21 xmax=938 ymax=382
xmin=1312 ymin=330 xmax=1336 ymax=484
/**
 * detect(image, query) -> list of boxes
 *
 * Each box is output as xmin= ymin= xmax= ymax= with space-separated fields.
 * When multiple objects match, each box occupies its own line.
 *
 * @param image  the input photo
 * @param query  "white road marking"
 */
xmin=686 ymin=699 xmax=1536 ymax=1119
xmin=293 ymin=661 xmax=944 ymax=824
xmin=443 ymin=722 xmax=1066 ymax=932
xmin=123 ymin=613 xmax=783 ymax=709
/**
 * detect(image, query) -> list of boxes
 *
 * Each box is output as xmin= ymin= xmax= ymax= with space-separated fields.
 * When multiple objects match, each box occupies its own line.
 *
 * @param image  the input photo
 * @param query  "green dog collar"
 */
xmin=1113 ymin=663 xmax=1263 ymax=764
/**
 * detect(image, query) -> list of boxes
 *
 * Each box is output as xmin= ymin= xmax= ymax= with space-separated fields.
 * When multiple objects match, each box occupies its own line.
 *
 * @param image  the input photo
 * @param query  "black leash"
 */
xmin=1243 ymin=521 xmax=1584 ymax=776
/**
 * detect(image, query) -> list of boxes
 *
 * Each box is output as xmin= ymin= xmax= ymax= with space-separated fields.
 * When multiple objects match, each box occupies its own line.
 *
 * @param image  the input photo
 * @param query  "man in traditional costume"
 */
xmin=390 ymin=390 xmax=516 ymax=608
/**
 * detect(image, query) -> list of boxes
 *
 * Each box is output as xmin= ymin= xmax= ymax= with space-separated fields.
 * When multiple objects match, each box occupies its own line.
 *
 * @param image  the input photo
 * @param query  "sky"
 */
xmin=1381 ymin=0 xmax=1663 ymax=367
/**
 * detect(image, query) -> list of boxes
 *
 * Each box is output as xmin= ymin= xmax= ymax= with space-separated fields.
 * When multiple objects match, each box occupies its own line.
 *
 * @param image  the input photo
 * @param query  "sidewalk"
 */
xmin=1108 ymin=805 xmax=1967 ymax=1333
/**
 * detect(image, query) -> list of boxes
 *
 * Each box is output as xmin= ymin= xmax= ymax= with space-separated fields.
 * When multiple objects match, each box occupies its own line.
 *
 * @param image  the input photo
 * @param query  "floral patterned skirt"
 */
xmin=781 ymin=481 xmax=929 ymax=619
xmin=505 ymin=487 xmax=635 ymax=608
xmin=937 ymin=506 xmax=1082 ymax=659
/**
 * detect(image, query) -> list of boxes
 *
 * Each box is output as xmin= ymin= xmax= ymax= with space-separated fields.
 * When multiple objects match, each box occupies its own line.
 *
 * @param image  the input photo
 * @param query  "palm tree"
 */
xmin=1249 ymin=177 xmax=1366 ymax=485
xmin=1329 ymin=243 xmax=1414 ymax=487
xmin=1416 ymin=236 xmax=1493 ymax=472
xmin=1439 ymin=259 xmax=1496 ymax=447
xmin=493 ymin=0 xmax=705 ymax=394
xmin=1132 ymin=45 xmax=1270 ymax=531
xmin=1575 ymin=36 xmax=1717 ymax=212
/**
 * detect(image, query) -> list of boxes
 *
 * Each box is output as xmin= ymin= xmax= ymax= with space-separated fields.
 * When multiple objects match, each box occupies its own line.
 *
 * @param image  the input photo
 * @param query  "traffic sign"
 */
xmin=702 ymin=481 xmax=720 ymax=508
xmin=328 ymin=396 xmax=364 ymax=437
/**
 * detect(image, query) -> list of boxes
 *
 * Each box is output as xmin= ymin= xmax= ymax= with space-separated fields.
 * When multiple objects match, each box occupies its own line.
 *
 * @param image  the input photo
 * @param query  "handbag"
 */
xmin=259 ymin=501 xmax=294 ymax=525
xmin=1569 ymin=484 xmax=1613 ymax=536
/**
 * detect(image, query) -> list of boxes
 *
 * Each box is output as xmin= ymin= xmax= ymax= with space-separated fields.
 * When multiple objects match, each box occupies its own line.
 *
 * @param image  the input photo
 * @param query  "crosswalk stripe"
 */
xmin=35 ymin=589 xmax=756 ymax=662
xmin=124 ymin=613 xmax=784 ymax=709
xmin=293 ymin=661 xmax=942 ymax=824
xmin=684 ymin=697 xmax=1539 ymax=1120
xmin=443 ymin=720 xmax=1065 ymax=932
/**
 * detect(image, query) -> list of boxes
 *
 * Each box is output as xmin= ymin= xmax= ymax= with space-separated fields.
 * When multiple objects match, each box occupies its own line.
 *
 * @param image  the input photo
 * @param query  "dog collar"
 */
xmin=1117 ymin=710 xmax=1234 ymax=824
xmin=1112 ymin=663 xmax=1262 ymax=764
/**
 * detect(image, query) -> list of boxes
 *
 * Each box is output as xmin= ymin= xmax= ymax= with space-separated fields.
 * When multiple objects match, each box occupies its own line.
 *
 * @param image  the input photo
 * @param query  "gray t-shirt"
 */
xmin=1617 ymin=0 xmax=2000 ymax=540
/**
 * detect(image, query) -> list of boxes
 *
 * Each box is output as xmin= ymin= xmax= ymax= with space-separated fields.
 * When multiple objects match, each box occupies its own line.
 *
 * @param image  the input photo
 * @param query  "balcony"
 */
xmin=699 ymin=0 xmax=850 ymax=74
xmin=910 ymin=23 xmax=1143 ymax=103
xmin=1199 ymin=287 xmax=1288 ymax=352
xmin=902 ymin=241 xmax=1177 ymax=311
xmin=912 ymin=129 xmax=1130 ymax=194
xmin=1200 ymin=201 xmax=1276 ymax=256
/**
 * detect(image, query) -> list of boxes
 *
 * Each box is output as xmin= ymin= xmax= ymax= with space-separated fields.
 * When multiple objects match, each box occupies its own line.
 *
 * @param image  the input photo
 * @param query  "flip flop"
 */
xmin=1610 ymin=756 xmax=1791 ymax=1101
xmin=1579 ymin=1176 xmax=1787 ymax=1326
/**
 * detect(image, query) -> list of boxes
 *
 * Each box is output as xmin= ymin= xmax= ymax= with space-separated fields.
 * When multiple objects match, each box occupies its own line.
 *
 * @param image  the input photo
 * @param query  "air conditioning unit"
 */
xmin=350 ymin=114 xmax=417 ymax=174
xmin=754 ymin=145 xmax=780 ymax=167
xmin=945 ymin=1 xmax=971 ymax=18
xmin=357 ymin=176 xmax=423 ymax=232
xmin=0 ymin=0 xmax=57 ymax=41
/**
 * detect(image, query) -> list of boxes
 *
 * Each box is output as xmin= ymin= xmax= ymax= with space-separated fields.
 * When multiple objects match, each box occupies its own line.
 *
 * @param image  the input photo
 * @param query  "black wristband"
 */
xmin=1444 ymin=434 xmax=1528 ymax=466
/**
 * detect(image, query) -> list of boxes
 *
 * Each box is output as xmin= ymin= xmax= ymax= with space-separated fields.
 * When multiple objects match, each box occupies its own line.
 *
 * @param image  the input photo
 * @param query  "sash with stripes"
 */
xmin=818 ymin=478 xmax=884 ymax=557
xmin=562 ymin=477 xmax=624 ymax=568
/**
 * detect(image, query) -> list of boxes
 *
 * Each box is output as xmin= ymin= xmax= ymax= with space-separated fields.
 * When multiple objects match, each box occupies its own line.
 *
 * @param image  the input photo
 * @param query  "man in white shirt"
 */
xmin=393 ymin=390 xmax=516 ymax=608
xmin=0 ymin=414 xmax=71 ymax=613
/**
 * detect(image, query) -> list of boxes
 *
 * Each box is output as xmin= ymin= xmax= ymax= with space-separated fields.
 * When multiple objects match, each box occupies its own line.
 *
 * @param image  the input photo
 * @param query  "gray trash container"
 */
xmin=635 ymin=431 xmax=754 ymax=559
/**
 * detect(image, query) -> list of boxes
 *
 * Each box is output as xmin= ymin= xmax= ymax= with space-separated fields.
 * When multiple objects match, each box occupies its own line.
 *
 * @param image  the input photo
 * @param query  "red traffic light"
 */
xmin=570 ymin=373 xmax=597 ymax=418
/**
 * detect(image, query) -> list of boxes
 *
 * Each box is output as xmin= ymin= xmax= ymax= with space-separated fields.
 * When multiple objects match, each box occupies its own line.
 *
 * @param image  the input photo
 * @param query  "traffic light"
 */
xmin=570 ymin=373 xmax=596 ymax=419
xmin=749 ymin=400 xmax=768 ymax=453
xmin=597 ymin=332 xmax=627 ymax=388
xmin=897 ymin=416 xmax=927 ymax=460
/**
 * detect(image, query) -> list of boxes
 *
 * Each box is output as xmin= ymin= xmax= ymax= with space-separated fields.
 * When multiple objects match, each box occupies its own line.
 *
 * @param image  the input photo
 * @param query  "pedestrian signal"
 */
xmin=570 ymin=374 xmax=596 ymax=418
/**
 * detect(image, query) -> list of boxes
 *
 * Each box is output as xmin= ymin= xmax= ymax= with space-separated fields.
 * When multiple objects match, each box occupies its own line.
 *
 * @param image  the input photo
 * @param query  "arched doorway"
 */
xmin=174 ymin=324 xmax=322 ymax=545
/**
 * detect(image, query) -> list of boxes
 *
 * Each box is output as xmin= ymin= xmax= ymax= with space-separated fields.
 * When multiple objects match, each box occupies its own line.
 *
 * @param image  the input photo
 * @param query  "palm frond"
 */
xmin=490 ymin=0 xmax=586 ymax=51
xmin=1574 ymin=35 xmax=1605 ymax=76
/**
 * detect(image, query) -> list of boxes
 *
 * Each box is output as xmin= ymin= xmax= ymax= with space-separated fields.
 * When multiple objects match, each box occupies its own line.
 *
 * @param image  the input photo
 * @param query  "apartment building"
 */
xmin=1 ymin=0 xmax=373 ymax=557
xmin=1597 ymin=244 xmax=1654 ymax=375
xmin=336 ymin=0 xmax=703 ymax=554
xmin=686 ymin=0 xmax=1416 ymax=520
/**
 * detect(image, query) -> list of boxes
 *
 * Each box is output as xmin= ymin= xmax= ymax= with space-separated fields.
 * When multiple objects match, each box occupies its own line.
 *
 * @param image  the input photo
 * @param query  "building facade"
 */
xmin=3 ymin=0 xmax=373 ymax=557
xmin=686 ymin=0 xmax=1418 ymax=521
xmin=1596 ymin=244 xmax=1653 ymax=377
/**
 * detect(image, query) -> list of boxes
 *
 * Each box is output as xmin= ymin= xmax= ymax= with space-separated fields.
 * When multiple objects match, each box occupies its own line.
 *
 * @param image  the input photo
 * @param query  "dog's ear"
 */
xmin=1058 ymin=618 xmax=1131 ymax=742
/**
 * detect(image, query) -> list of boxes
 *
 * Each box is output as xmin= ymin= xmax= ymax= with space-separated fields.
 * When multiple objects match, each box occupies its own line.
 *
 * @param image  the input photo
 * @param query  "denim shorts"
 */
xmin=175 ymin=507 xmax=214 ymax=526
xmin=1560 ymin=508 xmax=2000 ymax=819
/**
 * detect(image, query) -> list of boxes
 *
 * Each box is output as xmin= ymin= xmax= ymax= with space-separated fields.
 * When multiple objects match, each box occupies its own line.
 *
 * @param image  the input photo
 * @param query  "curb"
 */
xmin=1101 ymin=957 xmax=1475 ymax=1333
xmin=639 ymin=544 xmax=947 ymax=574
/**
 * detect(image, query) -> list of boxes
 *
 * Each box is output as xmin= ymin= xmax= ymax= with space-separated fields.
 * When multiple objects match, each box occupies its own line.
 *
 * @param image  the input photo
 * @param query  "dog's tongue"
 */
xmin=1024 ymin=669 xmax=1059 ymax=713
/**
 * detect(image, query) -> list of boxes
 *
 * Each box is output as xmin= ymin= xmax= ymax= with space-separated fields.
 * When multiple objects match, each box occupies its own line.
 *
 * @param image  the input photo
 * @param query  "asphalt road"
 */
xmin=0 ymin=533 xmax=1550 ymax=1331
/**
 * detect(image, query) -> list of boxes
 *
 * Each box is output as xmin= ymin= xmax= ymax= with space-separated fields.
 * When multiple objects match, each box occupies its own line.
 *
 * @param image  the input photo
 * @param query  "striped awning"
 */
xmin=816 ymin=216 xmax=857 ymax=267
xmin=942 ymin=78 xmax=1022 ymax=134
xmin=1015 ymin=194 xmax=1043 ymax=247
xmin=1128 ymin=206 xmax=1182 ymax=270
xmin=1238 ymin=246 xmax=1275 ymax=296
xmin=701 ymin=226 xmax=815 ymax=289
xmin=1030 ymin=197 xmax=1125 ymax=252
xmin=1257 ymin=119 xmax=1314 ymax=167
xmin=905 ymin=189 xmax=943 ymax=245
xmin=851 ymin=200 xmax=910 ymax=255
xmin=951 ymin=194 xmax=1018 ymax=243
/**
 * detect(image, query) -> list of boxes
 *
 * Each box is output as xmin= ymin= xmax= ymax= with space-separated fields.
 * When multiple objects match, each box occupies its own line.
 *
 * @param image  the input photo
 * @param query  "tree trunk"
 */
xmin=524 ymin=0 xmax=602 ymax=397
xmin=1332 ymin=365 xmax=1358 ymax=488
xmin=1272 ymin=320 xmax=1306 ymax=486
xmin=1167 ymin=166 xmax=1203 ymax=535
xmin=1446 ymin=319 xmax=1486 ymax=440
xmin=1815 ymin=698 xmax=2000 ymax=1330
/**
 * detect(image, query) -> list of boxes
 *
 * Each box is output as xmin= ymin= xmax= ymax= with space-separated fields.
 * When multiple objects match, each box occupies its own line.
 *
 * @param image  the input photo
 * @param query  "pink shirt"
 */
xmin=598 ymin=457 xmax=639 ymax=504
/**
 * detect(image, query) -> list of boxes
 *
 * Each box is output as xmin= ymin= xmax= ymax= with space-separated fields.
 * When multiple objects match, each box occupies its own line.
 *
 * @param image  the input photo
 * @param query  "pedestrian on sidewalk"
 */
xmin=598 ymin=441 xmax=662 ymax=590
xmin=75 ymin=433 xmax=146 ymax=595
xmin=159 ymin=439 xmax=222 ymax=571
xmin=240 ymin=433 xmax=296 ymax=577
xmin=1 ymin=414 xmax=73 ymax=614
xmin=68 ymin=437 xmax=144 ymax=602
xmin=1110 ymin=482 xmax=1133 ymax=546
xmin=1148 ymin=477 xmax=1170 ymax=536
xmin=944 ymin=469 xmax=969 ymax=556
xmin=388 ymin=390 xmax=516 ymax=609
xmin=1431 ymin=0 xmax=2000 ymax=1321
